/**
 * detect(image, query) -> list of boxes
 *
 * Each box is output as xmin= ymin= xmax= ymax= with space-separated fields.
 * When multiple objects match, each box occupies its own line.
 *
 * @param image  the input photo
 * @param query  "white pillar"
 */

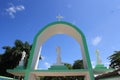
xmin=35 ymin=46 xmax=42 ymax=70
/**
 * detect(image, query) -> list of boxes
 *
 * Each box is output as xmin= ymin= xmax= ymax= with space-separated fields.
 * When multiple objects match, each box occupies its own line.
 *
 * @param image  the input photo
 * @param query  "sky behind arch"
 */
xmin=0 ymin=0 xmax=120 ymax=68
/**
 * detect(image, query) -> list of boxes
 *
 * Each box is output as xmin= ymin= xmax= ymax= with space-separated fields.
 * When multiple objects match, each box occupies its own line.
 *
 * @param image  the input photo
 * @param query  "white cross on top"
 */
xmin=56 ymin=14 xmax=63 ymax=21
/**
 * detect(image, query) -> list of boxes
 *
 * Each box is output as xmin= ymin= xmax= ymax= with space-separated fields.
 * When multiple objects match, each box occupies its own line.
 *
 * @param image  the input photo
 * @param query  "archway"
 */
xmin=38 ymin=34 xmax=82 ymax=70
xmin=24 ymin=21 xmax=94 ymax=80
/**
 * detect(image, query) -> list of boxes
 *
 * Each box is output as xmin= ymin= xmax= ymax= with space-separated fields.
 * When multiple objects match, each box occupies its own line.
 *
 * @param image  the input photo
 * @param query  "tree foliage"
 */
xmin=64 ymin=63 xmax=72 ymax=69
xmin=108 ymin=51 xmax=120 ymax=69
xmin=0 ymin=40 xmax=31 ymax=77
xmin=0 ymin=39 xmax=84 ymax=79
xmin=72 ymin=60 xmax=84 ymax=69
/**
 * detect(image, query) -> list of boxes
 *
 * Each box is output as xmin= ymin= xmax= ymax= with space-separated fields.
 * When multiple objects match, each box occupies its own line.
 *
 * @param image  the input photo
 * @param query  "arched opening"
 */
xmin=38 ymin=34 xmax=82 ymax=70
xmin=29 ymin=22 xmax=88 ymax=69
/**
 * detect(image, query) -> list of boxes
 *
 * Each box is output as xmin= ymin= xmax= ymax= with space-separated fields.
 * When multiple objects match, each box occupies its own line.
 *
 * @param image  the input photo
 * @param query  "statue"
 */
xmin=96 ymin=49 xmax=102 ymax=65
xmin=56 ymin=46 xmax=62 ymax=65
xmin=19 ymin=51 xmax=26 ymax=66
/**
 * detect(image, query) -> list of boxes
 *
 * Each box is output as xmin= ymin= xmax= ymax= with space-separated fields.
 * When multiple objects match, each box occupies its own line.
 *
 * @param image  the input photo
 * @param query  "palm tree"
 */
xmin=13 ymin=40 xmax=32 ymax=68
xmin=0 ymin=40 xmax=31 ymax=77
xmin=108 ymin=51 xmax=120 ymax=69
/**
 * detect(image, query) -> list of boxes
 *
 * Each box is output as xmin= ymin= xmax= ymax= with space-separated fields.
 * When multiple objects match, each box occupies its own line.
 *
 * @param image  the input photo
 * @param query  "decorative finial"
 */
xmin=56 ymin=14 xmax=63 ymax=21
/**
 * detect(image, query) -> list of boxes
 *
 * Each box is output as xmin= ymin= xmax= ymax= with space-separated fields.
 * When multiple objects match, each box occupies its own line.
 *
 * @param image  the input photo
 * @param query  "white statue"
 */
xmin=19 ymin=51 xmax=26 ymax=66
xmin=56 ymin=46 xmax=62 ymax=64
xmin=96 ymin=49 xmax=102 ymax=65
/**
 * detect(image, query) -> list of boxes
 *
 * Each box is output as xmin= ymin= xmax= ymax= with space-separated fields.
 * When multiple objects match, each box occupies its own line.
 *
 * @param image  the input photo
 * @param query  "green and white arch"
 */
xmin=24 ymin=21 xmax=94 ymax=80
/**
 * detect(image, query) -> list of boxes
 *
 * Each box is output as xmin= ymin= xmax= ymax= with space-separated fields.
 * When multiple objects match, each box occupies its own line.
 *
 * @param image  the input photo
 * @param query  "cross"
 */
xmin=56 ymin=14 xmax=63 ymax=21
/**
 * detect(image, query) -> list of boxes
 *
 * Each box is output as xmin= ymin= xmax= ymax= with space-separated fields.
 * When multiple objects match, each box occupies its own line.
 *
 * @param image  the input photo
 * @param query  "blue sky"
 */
xmin=0 ymin=0 xmax=120 ymax=69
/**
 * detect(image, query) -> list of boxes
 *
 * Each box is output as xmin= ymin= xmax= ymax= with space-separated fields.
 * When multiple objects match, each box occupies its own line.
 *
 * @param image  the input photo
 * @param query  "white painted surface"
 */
xmin=31 ymin=24 xmax=87 ymax=69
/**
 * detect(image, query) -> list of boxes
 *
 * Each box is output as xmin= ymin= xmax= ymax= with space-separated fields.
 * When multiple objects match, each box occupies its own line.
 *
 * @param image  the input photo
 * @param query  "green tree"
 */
xmin=0 ymin=45 xmax=21 ymax=77
xmin=72 ymin=60 xmax=84 ymax=69
xmin=0 ymin=40 xmax=31 ymax=77
xmin=72 ymin=60 xmax=84 ymax=80
xmin=108 ymin=51 xmax=120 ymax=69
xmin=64 ymin=63 xmax=72 ymax=69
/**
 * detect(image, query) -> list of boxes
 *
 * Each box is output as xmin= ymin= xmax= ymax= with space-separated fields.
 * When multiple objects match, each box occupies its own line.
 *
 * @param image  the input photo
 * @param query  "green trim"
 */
xmin=8 ymin=69 xmax=89 ymax=73
xmin=82 ymin=34 xmax=94 ymax=80
xmin=7 ymin=69 xmax=26 ymax=72
xmin=24 ymin=21 xmax=94 ymax=80
xmin=0 ymin=76 xmax=15 ymax=80
xmin=14 ymin=66 xmax=24 ymax=70
xmin=48 ymin=65 xmax=68 ymax=70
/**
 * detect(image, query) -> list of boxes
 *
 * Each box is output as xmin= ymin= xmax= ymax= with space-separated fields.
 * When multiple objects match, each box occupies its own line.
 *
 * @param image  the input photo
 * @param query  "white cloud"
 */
xmin=104 ymin=62 xmax=110 ymax=68
xmin=92 ymin=36 xmax=102 ymax=46
xmin=41 ymin=56 xmax=45 ymax=60
xmin=16 ymin=5 xmax=25 ymax=11
xmin=6 ymin=3 xmax=25 ymax=18
xmin=44 ymin=62 xmax=51 ymax=68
